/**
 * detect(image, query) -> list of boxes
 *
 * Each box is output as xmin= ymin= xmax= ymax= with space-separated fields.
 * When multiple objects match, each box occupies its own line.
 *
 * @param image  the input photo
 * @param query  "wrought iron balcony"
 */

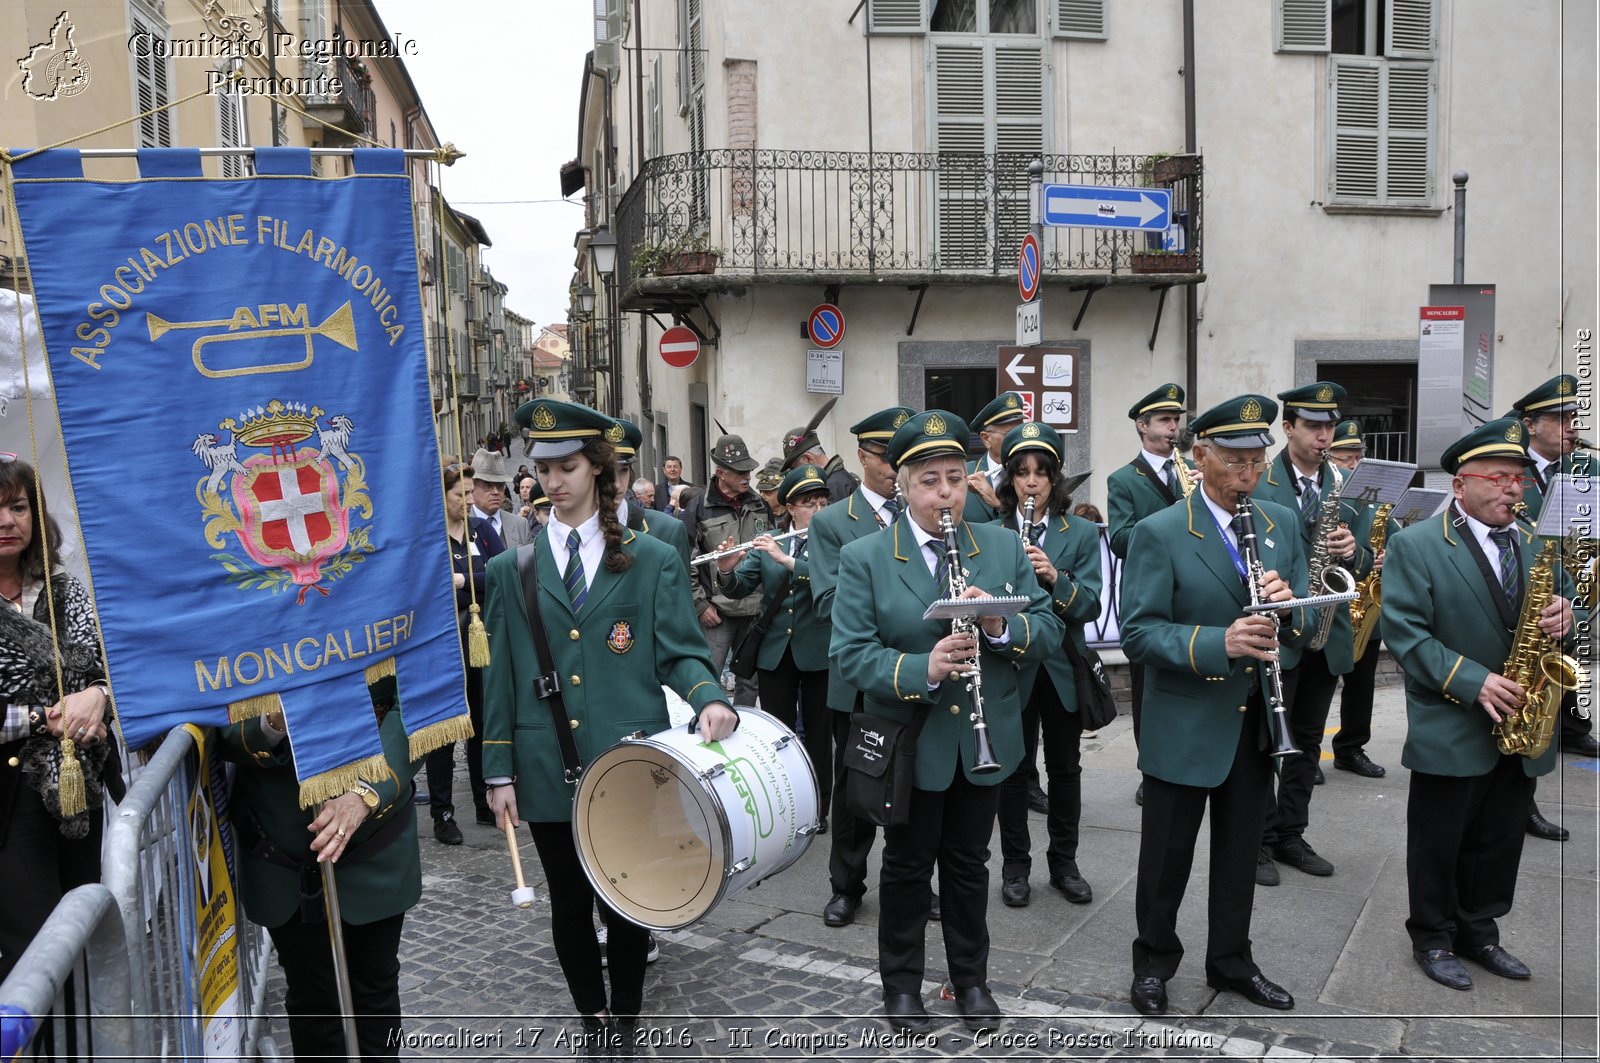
xmin=613 ymin=150 xmax=1203 ymax=308
xmin=301 ymin=54 xmax=375 ymax=146
xmin=456 ymin=373 xmax=481 ymax=400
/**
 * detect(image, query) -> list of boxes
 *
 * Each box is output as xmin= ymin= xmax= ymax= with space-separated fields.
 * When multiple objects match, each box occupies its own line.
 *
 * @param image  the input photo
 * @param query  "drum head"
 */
xmin=573 ymin=741 xmax=729 ymax=930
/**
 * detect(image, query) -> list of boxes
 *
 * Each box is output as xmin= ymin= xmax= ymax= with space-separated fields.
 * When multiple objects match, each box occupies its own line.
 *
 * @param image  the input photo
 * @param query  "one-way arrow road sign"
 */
xmin=1041 ymin=183 xmax=1170 ymax=231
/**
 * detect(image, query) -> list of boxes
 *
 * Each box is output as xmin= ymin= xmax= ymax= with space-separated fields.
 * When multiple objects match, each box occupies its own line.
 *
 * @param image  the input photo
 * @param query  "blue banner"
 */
xmin=8 ymin=148 xmax=467 ymax=800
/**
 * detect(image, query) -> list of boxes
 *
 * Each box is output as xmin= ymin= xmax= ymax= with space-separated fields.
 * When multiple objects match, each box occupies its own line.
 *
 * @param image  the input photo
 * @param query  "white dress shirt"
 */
xmin=860 ymin=484 xmax=896 ymax=526
xmin=1460 ymin=510 xmax=1518 ymax=585
xmin=546 ymin=510 xmax=604 ymax=593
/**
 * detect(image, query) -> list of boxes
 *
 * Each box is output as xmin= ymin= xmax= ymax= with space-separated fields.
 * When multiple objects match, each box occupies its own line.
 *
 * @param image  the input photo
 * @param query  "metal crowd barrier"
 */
xmin=0 ymin=726 xmax=275 ymax=1060
xmin=0 ymin=884 xmax=142 ymax=1061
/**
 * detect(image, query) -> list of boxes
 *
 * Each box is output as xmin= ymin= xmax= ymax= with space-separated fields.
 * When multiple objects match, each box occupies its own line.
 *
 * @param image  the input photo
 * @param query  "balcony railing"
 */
xmin=302 ymin=54 xmax=375 ymax=144
xmin=614 ymin=150 xmax=1202 ymax=298
xmin=456 ymin=373 xmax=481 ymax=400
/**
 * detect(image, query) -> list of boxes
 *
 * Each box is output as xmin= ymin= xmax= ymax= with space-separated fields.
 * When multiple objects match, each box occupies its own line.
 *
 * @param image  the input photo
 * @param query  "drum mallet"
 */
xmin=502 ymin=812 xmax=536 ymax=909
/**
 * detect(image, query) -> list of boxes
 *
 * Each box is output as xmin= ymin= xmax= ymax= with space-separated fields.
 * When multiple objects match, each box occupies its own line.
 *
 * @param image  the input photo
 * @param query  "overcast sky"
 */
xmin=375 ymin=0 xmax=591 ymax=330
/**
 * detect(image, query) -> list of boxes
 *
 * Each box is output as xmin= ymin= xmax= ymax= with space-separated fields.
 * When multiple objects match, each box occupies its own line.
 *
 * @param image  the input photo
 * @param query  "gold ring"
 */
xmin=336 ymin=827 xmax=346 ymax=837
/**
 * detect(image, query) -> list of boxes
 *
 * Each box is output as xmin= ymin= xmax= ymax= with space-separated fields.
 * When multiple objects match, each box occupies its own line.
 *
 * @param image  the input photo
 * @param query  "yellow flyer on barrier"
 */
xmin=183 ymin=724 xmax=242 ymax=1058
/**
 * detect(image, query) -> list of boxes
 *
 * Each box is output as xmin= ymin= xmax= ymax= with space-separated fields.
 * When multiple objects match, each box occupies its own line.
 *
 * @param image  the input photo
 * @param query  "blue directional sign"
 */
xmin=1041 ymin=184 xmax=1171 ymax=231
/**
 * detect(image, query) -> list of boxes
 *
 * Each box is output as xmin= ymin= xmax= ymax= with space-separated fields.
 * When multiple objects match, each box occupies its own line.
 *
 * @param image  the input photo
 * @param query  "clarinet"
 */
xmin=1020 ymin=496 xmax=1039 ymax=547
xmin=1234 ymin=493 xmax=1299 ymax=759
xmin=937 ymin=507 xmax=1002 ymax=774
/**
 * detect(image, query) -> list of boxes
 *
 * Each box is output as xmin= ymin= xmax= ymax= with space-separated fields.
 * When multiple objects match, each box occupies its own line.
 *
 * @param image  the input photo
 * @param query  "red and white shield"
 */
xmin=232 ymin=453 xmax=349 ymax=594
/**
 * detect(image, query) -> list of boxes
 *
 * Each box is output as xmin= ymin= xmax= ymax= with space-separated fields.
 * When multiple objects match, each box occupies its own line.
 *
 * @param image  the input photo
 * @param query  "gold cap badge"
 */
xmin=1004 ymin=395 xmax=1019 ymax=408
xmin=1166 ymin=385 xmax=1178 ymax=399
xmin=1506 ymin=422 xmax=1523 ymax=442
xmin=925 ymin=413 xmax=947 ymax=436
xmin=1241 ymin=398 xmax=1263 ymax=422
xmin=1316 ymin=385 xmax=1334 ymax=403
xmin=892 ymin=411 xmax=910 ymax=428
xmin=1558 ymin=378 xmax=1575 ymax=395
xmin=532 ymin=405 xmax=556 ymax=431
xmin=1022 ymin=423 xmax=1041 ymax=439
xmin=604 ymin=424 xmax=625 ymax=442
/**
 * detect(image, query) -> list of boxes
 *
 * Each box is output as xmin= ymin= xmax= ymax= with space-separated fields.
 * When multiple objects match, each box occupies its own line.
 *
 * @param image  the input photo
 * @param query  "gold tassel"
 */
xmin=296 ymin=753 xmax=389 ymax=810
xmin=408 ymin=714 xmax=474 ymax=762
xmin=364 ymin=658 xmax=396 ymax=684
xmin=467 ymin=603 xmax=491 ymax=667
xmin=57 ymin=738 xmax=86 ymax=817
xmin=228 ymin=692 xmax=282 ymax=722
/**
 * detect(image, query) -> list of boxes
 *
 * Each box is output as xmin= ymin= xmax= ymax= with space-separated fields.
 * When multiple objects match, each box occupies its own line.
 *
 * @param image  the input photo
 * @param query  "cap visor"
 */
xmin=1209 ymin=431 xmax=1275 ymax=449
xmin=1289 ymin=408 xmax=1338 ymax=422
xmin=530 ymin=439 xmax=586 ymax=460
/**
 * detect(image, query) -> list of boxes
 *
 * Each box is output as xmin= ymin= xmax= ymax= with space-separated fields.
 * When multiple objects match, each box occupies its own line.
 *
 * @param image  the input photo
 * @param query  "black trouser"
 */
xmin=1133 ymin=697 xmax=1272 ymax=983
xmin=425 ymin=664 xmax=486 ymax=816
xmin=1263 ymin=648 xmax=1339 ymax=847
xmin=0 ymin=784 xmax=103 ymax=984
xmin=1129 ymin=662 xmax=1145 ymax=748
xmin=267 ymin=911 xmax=405 ymax=1062
xmin=879 ymin=771 xmax=1000 ymax=996
xmin=757 ymin=648 xmax=833 ymax=814
xmin=997 ymin=672 xmax=1084 ymax=882
xmin=827 ymin=709 xmax=879 ymax=899
xmin=1331 ymin=639 xmax=1381 ymax=759
xmin=528 ymin=820 xmax=651 ymax=1018
xmin=1405 ymin=758 xmax=1533 ymax=954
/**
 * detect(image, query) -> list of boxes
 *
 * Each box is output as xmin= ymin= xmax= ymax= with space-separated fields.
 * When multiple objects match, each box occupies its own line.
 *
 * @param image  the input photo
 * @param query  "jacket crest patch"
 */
xmin=606 ymin=620 xmax=634 ymax=654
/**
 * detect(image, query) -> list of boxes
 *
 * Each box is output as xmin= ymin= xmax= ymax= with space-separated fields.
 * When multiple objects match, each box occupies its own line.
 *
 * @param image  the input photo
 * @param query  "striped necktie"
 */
xmin=877 ymin=497 xmax=902 ymax=529
xmin=1489 ymin=529 xmax=1520 ymax=606
xmin=1299 ymin=475 xmax=1320 ymax=522
xmin=1162 ymin=458 xmax=1175 ymax=492
xmin=563 ymin=529 xmax=588 ymax=611
xmin=927 ymin=540 xmax=950 ymax=592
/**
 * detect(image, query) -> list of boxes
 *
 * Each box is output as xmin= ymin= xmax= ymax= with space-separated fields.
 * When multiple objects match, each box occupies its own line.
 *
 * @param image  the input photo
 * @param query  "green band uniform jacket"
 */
xmin=625 ymin=500 xmax=691 ymax=570
xmin=807 ymin=489 xmax=892 ymax=711
xmin=1253 ymin=451 xmax=1370 ymax=675
xmin=716 ymin=535 xmax=828 ymax=672
xmin=1001 ymin=510 xmax=1104 ymax=708
xmin=480 ymin=528 xmax=727 ymax=822
xmin=1106 ymin=454 xmax=1180 ymax=560
xmin=830 ymin=519 xmax=1063 ymax=790
xmin=963 ymin=456 xmax=1001 ymax=523
xmin=1121 ymin=494 xmax=1311 ymax=788
xmin=220 ymin=694 xmax=423 ymax=929
xmin=1382 ymin=507 xmax=1582 ymax=779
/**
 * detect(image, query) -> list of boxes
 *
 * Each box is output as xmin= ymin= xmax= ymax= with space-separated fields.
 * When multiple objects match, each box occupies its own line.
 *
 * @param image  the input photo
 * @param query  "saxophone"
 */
xmin=1348 ymin=502 xmax=1394 ymax=660
xmin=1167 ymin=434 xmax=1197 ymax=498
xmin=1306 ymin=460 xmax=1357 ymax=651
xmin=1494 ymin=537 xmax=1586 ymax=758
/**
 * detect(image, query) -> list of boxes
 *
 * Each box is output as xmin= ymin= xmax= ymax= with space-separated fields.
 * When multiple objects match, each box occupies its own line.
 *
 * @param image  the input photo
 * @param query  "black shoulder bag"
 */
xmin=728 ymin=574 xmax=791 ymax=680
xmin=516 ymin=544 xmax=584 ymax=784
xmin=842 ymin=708 xmax=927 ymax=828
xmin=1061 ymin=630 xmax=1117 ymax=731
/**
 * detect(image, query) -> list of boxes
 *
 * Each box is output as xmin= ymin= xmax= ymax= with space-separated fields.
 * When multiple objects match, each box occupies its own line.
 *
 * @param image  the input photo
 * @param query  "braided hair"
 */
xmin=584 ymin=438 xmax=634 ymax=574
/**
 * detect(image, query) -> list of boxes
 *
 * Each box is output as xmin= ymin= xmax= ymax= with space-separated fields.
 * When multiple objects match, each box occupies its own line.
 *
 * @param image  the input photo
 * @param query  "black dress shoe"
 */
xmin=1001 ymin=876 xmax=1031 ymax=907
xmin=1272 ymin=837 xmax=1335 ymax=876
xmin=1134 ymin=781 xmax=1145 ymax=806
xmin=883 ymin=992 xmax=930 ymax=1034
xmin=1129 ymin=976 xmax=1167 ymax=1015
xmin=1206 ymin=972 xmax=1294 ymax=1009
xmin=929 ymin=892 xmax=941 ymax=921
xmin=1027 ymin=785 xmax=1049 ymax=815
xmin=954 ymin=985 xmax=1001 ymax=1032
xmin=1333 ymin=751 xmax=1387 ymax=778
xmin=475 ymin=804 xmax=495 ymax=826
xmin=823 ymin=893 xmax=861 ymax=927
xmin=1313 ymin=763 xmax=1325 ymax=785
xmin=1460 ymin=944 xmax=1531 ymax=980
xmin=815 ymin=815 xmax=828 ymax=835
xmin=1562 ymin=733 xmax=1600 ymax=757
xmin=1049 ymin=868 xmax=1092 ymax=904
xmin=432 ymin=812 xmax=464 ymax=846
xmin=1413 ymin=949 xmax=1472 ymax=990
xmin=1255 ymin=846 xmax=1280 ymax=887
xmin=1527 ymin=802 xmax=1570 ymax=842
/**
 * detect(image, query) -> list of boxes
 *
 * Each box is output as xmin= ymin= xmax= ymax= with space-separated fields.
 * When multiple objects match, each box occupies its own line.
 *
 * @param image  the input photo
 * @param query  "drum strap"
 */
xmin=516 ymin=543 xmax=584 ymax=784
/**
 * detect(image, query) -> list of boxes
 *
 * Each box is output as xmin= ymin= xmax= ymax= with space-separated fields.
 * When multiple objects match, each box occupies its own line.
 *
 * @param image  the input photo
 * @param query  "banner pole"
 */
xmin=318 ymin=810 xmax=362 ymax=1063
xmin=66 ymin=147 xmax=458 ymax=161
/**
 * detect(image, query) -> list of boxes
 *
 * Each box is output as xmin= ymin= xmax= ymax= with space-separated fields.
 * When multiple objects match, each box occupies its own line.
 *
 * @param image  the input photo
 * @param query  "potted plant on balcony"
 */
xmin=632 ymin=231 xmax=721 ymax=277
xmin=1130 ymin=249 xmax=1199 ymax=274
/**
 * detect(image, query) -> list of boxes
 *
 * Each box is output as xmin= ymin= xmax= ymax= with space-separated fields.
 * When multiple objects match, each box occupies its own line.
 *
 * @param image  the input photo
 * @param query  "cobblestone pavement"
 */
xmin=260 ymin=683 xmax=1598 ymax=1061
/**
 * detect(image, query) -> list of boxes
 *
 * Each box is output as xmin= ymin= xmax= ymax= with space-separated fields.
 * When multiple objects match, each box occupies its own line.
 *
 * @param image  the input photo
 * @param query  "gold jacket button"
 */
xmin=1238 ymin=705 xmax=1248 ymax=713
xmin=1245 ymin=666 xmax=1255 ymax=673
xmin=570 ymin=675 xmax=582 ymax=686
xmin=569 ymin=719 xmax=580 ymax=730
xmin=785 ymin=628 xmax=792 ymax=635
xmin=950 ymin=706 xmax=960 ymax=715
xmin=6 ymin=757 xmax=17 ymax=767
xmin=569 ymin=629 xmax=580 ymax=640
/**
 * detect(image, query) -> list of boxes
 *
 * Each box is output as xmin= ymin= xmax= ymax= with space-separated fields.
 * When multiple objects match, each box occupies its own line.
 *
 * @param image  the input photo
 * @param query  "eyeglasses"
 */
xmin=1458 ymin=473 xmax=1535 ymax=490
xmin=1215 ymin=458 xmax=1269 ymax=472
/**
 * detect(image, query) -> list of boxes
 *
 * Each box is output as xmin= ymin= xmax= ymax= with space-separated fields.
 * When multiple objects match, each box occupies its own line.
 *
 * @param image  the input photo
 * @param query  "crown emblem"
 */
xmin=531 ymin=405 xmax=556 ymax=431
xmin=1004 ymin=395 xmax=1019 ymax=408
xmin=1022 ymin=423 xmax=1041 ymax=439
xmin=892 ymin=411 xmax=910 ymax=428
xmin=604 ymin=424 xmax=625 ymax=443
xmin=1166 ymin=385 xmax=1178 ymax=399
xmin=1316 ymin=385 xmax=1334 ymax=403
xmin=924 ymin=413 xmax=947 ymax=436
xmin=1241 ymin=398 xmax=1263 ymax=422
xmin=1506 ymin=422 xmax=1523 ymax=442
xmin=1558 ymin=378 xmax=1575 ymax=395
xmin=226 ymin=399 xmax=323 ymax=449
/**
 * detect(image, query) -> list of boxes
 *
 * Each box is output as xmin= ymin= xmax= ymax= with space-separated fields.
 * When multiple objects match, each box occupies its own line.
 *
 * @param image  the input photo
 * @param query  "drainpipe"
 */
xmin=1182 ymin=0 xmax=1199 ymax=405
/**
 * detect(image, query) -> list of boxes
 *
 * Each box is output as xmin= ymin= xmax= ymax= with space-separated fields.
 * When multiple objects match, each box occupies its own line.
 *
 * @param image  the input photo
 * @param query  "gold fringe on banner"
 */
xmin=408 ymin=714 xmax=473 ymax=763
xmin=229 ymin=692 xmax=283 ymax=723
xmin=57 ymin=737 xmax=86 ymax=817
xmin=466 ymin=604 xmax=490 ymax=667
xmin=364 ymin=658 xmax=396 ymax=684
xmin=297 ymin=753 xmax=388 ymax=811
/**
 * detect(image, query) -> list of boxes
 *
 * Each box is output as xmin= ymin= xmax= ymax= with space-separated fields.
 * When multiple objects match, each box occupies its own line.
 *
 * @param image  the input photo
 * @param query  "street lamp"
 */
xmin=576 ymin=283 xmax=595 ymax=315
xmin=588 ymin=225 xmax=618 ymax=278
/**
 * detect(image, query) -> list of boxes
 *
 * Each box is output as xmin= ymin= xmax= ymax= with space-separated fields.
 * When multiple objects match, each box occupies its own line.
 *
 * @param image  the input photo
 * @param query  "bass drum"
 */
xmin=573 ymin=708 xmax=820 ymax=931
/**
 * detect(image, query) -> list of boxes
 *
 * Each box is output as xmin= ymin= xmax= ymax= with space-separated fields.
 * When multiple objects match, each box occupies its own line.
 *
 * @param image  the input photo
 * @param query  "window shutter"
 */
xmin=1385 ymin=0 xmax=1437 ymax=59
xmin=993 ymin=45 xmax=1044 ymax=156
xmin=1328 ymin=57 xmax=1380 ymax=200
xmin=1275 ymin=0 xmax=1330 ymax=53
xmin=869 ymin=0 xmax=925 ymax=33
xmin=649 ymin=56 xmax=663 ymax=158
xmin=676 ymin=0 xmax=690 ymax=114
xmin=132 ymin=13 xmax=173 ymax=147
xmin=933 ymin=43 xmax=986 ymax=153
xmin=1054 ymin=0 xmax=1107 ymax=41
xmin=217 ymin=93 xmax=243 ymax=177
xmin=1384 ymin=62 xmax=1434 ymax=202
xmin=688 ymin=0 xmax=705 ymax=89
xmin=594 ymin=0 xmax=619 ymax=72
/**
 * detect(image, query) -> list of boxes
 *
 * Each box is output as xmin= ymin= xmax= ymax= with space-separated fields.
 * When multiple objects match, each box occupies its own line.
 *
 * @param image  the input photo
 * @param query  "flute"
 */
xmin=691 ymin=528 xmax=806 ymax=567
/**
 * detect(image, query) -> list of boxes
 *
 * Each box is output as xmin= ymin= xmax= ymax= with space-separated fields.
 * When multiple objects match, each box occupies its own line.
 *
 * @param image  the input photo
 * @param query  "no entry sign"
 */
xmin=659 ymin=325 xmax=700 ymax=368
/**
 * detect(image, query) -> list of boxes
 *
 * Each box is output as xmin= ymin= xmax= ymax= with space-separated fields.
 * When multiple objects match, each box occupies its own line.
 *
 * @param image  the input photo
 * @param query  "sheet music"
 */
xmin=1534 ymin=474 xmax=1598 ymax=540
xmin=1390 ymin=488 xmax=1451 ymax=526
xmin=1338 ymin=458 xmax=1418 ymax=508
xmin=921 ymin=595 xmax=1032 ymax=621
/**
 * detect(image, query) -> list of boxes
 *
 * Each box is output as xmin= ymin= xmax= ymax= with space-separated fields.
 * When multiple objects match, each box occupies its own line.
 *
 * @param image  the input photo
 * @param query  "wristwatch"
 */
xmin=350 ymin=781 xmax=380 ymax=810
